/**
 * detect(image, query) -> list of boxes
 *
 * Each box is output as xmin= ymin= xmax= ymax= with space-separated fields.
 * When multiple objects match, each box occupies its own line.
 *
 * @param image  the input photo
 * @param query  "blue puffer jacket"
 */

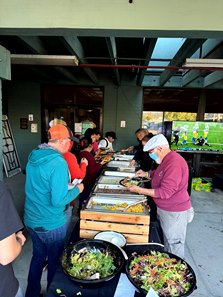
xmin=24 ymin=144 xmax=80 ymax=230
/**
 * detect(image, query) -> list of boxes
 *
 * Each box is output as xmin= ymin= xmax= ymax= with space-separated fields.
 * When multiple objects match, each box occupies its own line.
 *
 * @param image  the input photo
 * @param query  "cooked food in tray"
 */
xmin=85 ymin=195 xmax=149 ymax=214
xmin=101 ymin=154 xmax=114 ymax=164
xmin=94 ymin=202 xmax=145 ymax=213
xmin=94 ymin=185 xmax=136 ymax=195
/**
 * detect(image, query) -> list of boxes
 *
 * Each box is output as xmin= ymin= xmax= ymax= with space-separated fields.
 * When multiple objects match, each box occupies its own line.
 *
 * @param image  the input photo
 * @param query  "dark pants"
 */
xmin=25 ymin=224 xmax=67 ymax=297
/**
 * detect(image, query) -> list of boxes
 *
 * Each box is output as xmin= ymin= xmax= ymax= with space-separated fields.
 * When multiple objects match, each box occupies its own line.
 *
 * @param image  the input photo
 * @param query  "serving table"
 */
xmin=79 ymin=163 xmax=150 ymax=244
xmin=46 ymin=158 xmax=162 ymax=297
xmin=46 ymin=243 xmax=164 ymax=297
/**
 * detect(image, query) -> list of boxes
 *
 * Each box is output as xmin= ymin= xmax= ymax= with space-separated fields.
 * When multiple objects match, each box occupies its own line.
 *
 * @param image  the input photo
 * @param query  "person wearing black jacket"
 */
xmin=130 ymin=129 xmax=154 ymax=171
xmin=0 ymin=181 xmax=26 ymax=297
xmin=130 ymin=129 xmax=157 ymax=221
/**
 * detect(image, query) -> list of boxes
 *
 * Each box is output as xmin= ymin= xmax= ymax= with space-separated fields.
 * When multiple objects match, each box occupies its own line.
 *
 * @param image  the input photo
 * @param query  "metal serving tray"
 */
xmin=93 ymin=183 xmax=143 ymax=195
xmin=106 ymin=160 xmax=132 ymax=168
xmin=85 ymin=194 xmax=148 ymax=214
xmin=97 ymin=175 xmax=124 ymax=185
xmin=103 ymin=170 xmax=135 ymax=178
xmin=114 ymin=154 xmax=134 ymax=161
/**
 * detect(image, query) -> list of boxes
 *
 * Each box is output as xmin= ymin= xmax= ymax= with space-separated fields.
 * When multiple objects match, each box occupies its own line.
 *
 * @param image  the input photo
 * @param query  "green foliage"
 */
xmin=164 ymin=112 xmax=197 ymax=121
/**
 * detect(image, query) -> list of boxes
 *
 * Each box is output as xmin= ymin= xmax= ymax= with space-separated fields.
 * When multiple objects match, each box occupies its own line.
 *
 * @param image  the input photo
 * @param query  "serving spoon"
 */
xmin=121 ymin=198 xmax=147 ymax=211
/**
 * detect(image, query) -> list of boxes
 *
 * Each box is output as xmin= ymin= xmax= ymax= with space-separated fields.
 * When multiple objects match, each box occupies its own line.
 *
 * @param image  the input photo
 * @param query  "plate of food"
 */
xmin=119 ymin=177 xmax=149 ymax=187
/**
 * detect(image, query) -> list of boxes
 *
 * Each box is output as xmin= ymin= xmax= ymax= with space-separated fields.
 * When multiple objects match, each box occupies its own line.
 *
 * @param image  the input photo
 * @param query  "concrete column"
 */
xmin=196 ymin=90 xmax=206 ymax=121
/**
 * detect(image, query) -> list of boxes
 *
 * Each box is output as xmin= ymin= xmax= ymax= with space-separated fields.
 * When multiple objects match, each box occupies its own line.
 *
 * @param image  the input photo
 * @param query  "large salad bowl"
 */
xmin=61 ymin=239 xmax=125 ymax=287
xmin=125 ymin=250 xmax=196 ymax=297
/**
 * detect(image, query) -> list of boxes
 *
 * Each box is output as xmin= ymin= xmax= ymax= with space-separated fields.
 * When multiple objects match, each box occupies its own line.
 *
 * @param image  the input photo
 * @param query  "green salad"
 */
xmin=128 ymin=251 xmax=194 ymax=296
xmin=63 ymin=247 xmax=116 ymax=280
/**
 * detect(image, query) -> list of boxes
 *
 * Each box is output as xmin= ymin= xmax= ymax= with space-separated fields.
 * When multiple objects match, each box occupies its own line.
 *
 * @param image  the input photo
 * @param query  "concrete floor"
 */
xmin=5 ymin=172 xmax=223 ymax=297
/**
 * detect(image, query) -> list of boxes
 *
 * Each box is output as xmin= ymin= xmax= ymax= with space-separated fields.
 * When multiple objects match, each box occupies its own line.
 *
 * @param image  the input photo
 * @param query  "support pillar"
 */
xmin=196 ymin=90 xmax=206 ymax=121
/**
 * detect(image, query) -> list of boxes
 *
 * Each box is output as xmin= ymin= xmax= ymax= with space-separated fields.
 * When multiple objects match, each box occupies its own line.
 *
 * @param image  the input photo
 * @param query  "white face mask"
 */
xmin=149 ymin=151 xmax=161 ymax=164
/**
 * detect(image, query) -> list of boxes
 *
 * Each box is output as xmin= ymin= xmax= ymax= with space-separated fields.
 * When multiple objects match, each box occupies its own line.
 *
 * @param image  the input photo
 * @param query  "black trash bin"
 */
xmin=212 ymin=173 xmax=223 ymax=190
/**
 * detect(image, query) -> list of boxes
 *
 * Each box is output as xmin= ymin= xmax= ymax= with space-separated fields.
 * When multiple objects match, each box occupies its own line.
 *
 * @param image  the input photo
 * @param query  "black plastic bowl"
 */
xmin=61 ymin=239 xmax=125 ymax=287
xmin=125 ymin=250 xmax=197 ymax=297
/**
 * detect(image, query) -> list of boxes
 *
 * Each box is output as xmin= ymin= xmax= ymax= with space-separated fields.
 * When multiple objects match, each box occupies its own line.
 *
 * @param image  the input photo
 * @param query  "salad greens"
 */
xmin=63 ymin=248 xmax=116 ymax=280
xmin=128 ymin=251 xmax=193 ymax=297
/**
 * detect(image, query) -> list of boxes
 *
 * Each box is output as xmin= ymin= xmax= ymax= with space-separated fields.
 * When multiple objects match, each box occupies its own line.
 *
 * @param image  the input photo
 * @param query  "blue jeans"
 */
xmin=25 ymin=224 xmax=67 ymax=297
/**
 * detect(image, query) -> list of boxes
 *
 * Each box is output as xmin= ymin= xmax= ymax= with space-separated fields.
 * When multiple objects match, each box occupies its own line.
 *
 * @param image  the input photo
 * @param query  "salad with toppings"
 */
xmin=62 ymin=247 xmax=116 ymax=280
xmin=128 ymin=251 xmax=194 ymax=296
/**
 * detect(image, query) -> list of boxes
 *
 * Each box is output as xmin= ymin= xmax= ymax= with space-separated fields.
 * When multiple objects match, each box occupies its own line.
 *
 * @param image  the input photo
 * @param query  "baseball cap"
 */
xmin=143 ymin=134 xmax=169 ymax=152
xmin=48 ymin=124 xmax=79 ymax=143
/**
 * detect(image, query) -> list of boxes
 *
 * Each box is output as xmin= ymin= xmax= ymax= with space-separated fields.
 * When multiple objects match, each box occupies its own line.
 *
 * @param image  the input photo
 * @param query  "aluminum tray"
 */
xmin=114 ymin=154 xmax=134 ymax=161
xmin=97 ymin=175 xmax=124 ymax=184
xmin=85 ymin=194 xmax=148 ymax=214
xmin=106 ymin=160 xmax=132 ymax=167
xmin=93 ymin=183 xmax=143 ymax=195
xmin=103 ymin=170 xmax=135 ymax=178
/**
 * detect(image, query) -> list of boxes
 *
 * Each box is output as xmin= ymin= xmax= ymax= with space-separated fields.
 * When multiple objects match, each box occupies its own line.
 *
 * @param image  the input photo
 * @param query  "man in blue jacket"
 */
xmin=24 ymin=124 xmax=84 ymax=297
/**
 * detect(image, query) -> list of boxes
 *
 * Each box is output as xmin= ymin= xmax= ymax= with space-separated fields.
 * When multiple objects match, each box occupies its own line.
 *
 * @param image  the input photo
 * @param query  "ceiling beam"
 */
xmin=137 ymin=38 xmax=157 ymax=86
xmin=60 ymin=36 xmax=98 ymax=84
xmin=10 ymin=54 xmax=78 ymax=66
xmin=105 ymin=37 xmax=120 ymax=86
xmin=159 ymin=38 xmax=206 ymax=86
xmin=54 ymin=66 xmax=78 ymax=83
xmin=204 ymin=71 xmax=223 ymax=87
xmin=182 ymin=41 xmax=223 ymax=87
xmin=29 ymin=66 xmax=57 ymax=82
xmin=17 ymin=36 xmax=48 ymax=54
xmin=17 ymin=36 xmax=78 ymax=82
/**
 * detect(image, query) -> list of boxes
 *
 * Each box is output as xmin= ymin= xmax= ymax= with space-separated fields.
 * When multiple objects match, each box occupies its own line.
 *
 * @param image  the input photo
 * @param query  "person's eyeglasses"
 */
xmin=148 ymin=148 xmax=156 ymax=154
xmin=148 ymin=147 xmax=161 ymax=154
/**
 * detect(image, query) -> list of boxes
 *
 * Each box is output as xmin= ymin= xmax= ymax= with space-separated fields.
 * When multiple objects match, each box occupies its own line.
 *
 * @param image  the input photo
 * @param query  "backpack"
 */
xmin=99 ymin=137 xmax=109 ymax=148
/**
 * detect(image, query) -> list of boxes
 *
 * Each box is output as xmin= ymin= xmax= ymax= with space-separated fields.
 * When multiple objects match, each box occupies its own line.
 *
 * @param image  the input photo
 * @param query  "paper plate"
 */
xmin=94 ymin=231 xmax=126 ymax=248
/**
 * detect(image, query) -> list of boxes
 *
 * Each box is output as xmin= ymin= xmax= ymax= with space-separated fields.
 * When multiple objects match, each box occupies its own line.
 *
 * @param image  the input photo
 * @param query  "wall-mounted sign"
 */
xmin=2 ymin=115 xmax=22 ymax=177
xmin=20 ymin=117 xmax=28 ymax=129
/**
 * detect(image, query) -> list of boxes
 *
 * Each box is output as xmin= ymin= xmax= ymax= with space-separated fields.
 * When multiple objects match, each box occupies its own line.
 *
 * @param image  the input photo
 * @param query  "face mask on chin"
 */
xmin=149 ymin=151 xmax=161 ymax=164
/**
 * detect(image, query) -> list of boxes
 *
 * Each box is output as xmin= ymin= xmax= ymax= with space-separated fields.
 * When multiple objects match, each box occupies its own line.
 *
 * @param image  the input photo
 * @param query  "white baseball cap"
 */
xmin=143 ymin=134 xmax=169 ymax=152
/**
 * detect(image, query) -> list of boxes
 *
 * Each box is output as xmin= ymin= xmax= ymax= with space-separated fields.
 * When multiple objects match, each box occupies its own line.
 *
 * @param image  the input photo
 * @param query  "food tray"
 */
xmin=80 ymin=196 xmax=150 ymax=243
xmin=97 ymin=175 xmax=124 ymax=185
xmin=113 ymin=154 xmax=134 ymax=161
xmin=103 ymin=170 xmax=135 ymax=178
xmin=105 ymin=161 xmax=132 ymax=168
xmin=85 ymin=195 xmax=148 ymax=214
xmin=93 ymin=184 xmax=140 ymax=195
xmin=118 ymin=166 xmax=135 ymax=173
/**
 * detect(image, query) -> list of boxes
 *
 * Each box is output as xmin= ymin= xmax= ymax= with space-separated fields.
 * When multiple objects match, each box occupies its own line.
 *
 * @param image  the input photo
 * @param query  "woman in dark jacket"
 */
xmin=77 ymin=137 xmax=105 ymax=208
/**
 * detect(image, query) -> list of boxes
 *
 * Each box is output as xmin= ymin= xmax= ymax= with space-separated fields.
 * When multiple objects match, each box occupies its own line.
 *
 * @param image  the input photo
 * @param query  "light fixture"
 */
xmin=10 ymin=54 xmax=78 ymax=66
xmin=183 ymin=58 xmax=223 ymax=69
